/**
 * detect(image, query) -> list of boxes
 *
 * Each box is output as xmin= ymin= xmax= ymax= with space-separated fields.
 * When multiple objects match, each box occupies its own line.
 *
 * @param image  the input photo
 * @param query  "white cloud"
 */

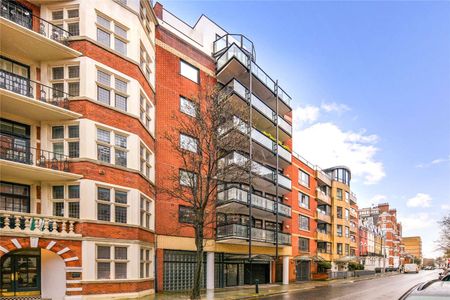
xmin=370 ymin=194 xmax=387 ymax=204
xmin=320 ymin=102 xmax=350 ymax=114
xmin=293 ymin=105 xmax=320 ymax=125
xmin=441 ymin=204 xmax=450 ymax=210
xmin=399 ymin=213 xmax=433 ymax=231
xmin=416 ymin=155 xmax=450 ymax=168
xmin=293 ymin=122 xmax=385 ymax=185
xmin=406 ymin=193 xmax=432 ymax=208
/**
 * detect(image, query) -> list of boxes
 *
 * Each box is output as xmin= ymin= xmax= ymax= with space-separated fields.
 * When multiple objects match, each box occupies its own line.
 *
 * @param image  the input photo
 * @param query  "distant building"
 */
xmin=403 ymin=236 xmax=423 ymax=263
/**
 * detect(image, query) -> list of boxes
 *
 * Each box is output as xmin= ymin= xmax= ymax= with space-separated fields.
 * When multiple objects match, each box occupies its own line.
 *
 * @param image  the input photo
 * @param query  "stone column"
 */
xmin=206 ymin=252 xmax=215 ymax=290
xmin=282 ymin=256 xmax=289 ymax=285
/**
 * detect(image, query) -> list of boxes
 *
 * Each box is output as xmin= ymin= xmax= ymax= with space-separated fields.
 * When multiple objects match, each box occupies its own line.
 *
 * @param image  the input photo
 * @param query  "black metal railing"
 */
xmin=0 ymin=69 xmax=70 ymax=109
xmin=0 ymin=142 xmax=70 ymax=172
xmin=1 ymin=0 xmax=71 ymax=44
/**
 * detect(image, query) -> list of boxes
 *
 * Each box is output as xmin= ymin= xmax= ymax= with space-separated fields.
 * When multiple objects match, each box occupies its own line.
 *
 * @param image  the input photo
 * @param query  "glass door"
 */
xmin=0 ymin=250 xmax=40 ymax=296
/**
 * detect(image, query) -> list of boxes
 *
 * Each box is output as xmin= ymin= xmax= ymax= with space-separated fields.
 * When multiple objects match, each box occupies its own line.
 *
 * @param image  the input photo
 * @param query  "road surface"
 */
xmin=260 ymin=270 xmax=442 ymax=300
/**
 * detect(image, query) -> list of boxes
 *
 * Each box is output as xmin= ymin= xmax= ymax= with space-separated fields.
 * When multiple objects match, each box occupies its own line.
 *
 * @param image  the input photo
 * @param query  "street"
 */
xmin=259 ymin=270 xmax=442 ymax=300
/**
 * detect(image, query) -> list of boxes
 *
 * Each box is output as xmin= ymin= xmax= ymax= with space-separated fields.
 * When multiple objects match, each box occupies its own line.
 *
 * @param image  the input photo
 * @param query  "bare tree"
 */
xmin=436 ymin=214 xmax=450 ymax=258
xmin=158 ymin=79 xmax=251 ymax=299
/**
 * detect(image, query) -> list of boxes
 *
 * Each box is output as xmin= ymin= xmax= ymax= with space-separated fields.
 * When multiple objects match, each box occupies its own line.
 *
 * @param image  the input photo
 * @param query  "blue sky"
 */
xmin=159 ymin=0 xmax=450 ymax=257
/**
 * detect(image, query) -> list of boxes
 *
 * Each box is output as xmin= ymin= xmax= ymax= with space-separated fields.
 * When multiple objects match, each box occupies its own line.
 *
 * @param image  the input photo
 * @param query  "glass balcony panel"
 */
xmin=251 ymin=94 xmax=274 ymax=121
xmin=214 ymin=35 xmax=227 ymax=53
xmin=251 ymin=129 xmax=273 ymax=151
xmin=277 ymin=173 xmax=291 ymax=190
xmin=278 ymin=117 xmax=292 ymax=134
xmin=232 ymin=79 xmax=247 ymax=99
xmin=278 ymin=145 xmax=291 ymax=162
xmin=278 ymin=203 xmax=291 ymax=217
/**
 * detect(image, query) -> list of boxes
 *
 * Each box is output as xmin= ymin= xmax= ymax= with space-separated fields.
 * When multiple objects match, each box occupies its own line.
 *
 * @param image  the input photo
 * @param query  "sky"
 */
xmin=159 ymin=0 xmax=450 ymax=258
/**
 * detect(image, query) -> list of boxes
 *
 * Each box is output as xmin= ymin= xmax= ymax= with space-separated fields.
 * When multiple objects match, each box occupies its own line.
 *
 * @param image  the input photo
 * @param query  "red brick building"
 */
xmin=0 ymin=0 xmax=157 ymax=298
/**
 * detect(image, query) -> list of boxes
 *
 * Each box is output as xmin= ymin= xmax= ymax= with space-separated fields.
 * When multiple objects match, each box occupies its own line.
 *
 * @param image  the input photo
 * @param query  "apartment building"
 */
xmin=153 ymin=2 xmax=293 ymax=292
xmin=359 ymin=203 xmax=402 ymax=268
xmin=0 ymin=0 xmax=157 ymax=298
xmin=288 ymin=153 xmax=317 ymax=282
xmin=403 ymin=236 xmax=422 ymax=262
xmin=358 ymin=217 xmax=385 ymax=270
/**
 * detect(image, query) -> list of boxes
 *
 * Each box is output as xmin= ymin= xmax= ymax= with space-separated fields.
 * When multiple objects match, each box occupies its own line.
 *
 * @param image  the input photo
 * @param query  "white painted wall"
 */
xmin=41 ymin=249 xmax=66 ymax=300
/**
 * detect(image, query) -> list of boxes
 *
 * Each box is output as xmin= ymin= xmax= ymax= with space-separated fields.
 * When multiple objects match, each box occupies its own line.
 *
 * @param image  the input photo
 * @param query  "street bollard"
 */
xmin=255 ymin=279 xmax=259 ymax=294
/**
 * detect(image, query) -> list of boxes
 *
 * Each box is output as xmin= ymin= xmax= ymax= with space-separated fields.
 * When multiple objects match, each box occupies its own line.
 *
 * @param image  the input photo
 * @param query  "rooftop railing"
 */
xmin=0 ymin=69 xmax=70 ymax=109
xmin=1 ymin=0 xmax=71 ymax=44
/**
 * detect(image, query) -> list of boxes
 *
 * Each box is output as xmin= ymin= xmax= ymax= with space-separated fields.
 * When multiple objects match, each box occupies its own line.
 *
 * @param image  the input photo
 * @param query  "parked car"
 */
xmin=403 ymin=263 xmax=419 ymax=274
xmin=438 ymin=269 xmax=449 ymax=280
xmin=399 ymin=280 xmax=450 ymax=299
xmin=441 ymin=274 xmax=450 ymax=281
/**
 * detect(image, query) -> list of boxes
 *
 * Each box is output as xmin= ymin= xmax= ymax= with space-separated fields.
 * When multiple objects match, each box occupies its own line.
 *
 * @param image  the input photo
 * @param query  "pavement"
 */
xmin=147 ymin=270 xmax=414 ymax=300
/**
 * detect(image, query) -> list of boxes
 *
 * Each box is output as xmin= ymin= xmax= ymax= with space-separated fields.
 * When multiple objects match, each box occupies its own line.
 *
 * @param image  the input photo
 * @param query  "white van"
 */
xmin=403 ymin=263 xmax=419 ymax=274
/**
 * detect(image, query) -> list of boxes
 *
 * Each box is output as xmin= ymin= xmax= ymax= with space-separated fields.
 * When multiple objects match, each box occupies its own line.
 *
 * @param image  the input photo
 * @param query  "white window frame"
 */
xmin=140 ymin=195 xmax=153 ymax=229
xmin=50 ymin=6 xmax=80 ymax=36
xmin=96 ymin=127 xmax=129 ymax=167
xmin=50 ymin=124 xmax=80 ymax=158
xmin=51 ymin=184 xmax=80 ymax=218
xmin=96 ymin=244 xmax=129 ymax=280
xmin=140 ymin=247 xmax=153 ymax=279
xmin=96 ymin=12 xmax=129 ymax=56
xmin=50 ymin=64 xmax=80 ymax=97
xmin=299 ymin=170 xmax=310 ymax=188
xmin=96 ymin=185 xmax=129 ymax=223
xmin=298 ymin=192 xmax=310 ymax=209
xmin=140 ymin=93 xmax=153 ymax=133
xmin=96 ymin=68 xmax=129 ymax=112
xmin=140 ymin=143 xmax=153 ymax=179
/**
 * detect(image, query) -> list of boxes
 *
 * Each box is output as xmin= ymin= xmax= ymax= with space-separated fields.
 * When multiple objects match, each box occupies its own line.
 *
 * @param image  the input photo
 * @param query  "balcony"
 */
xmin=221 ymin=79 xmax=292 ymax=140
xmin=0 ymin=211 xmax=81 ymax=237
xmin=220 ymin=151 xmax=291 ymax=194
xmin=217 ymin=187 xmax=291 ymax=219
xmin=350 ymin=192 xmax=357 ymax=204
xmin=316 ymin=209 xmax=332 ymax=224
xmin=316 ymin=188 xmax=331 ymax=205
xmin=214 ymin=35 xmax=291 ymax=116
xmin=0 ymin=70 xmax=81 ymax=121
xmin=0 ymin=143 xmax=82 ymax=182
xmin=216 ymin=224 xmax=291 ymax=246
xmin=316 ymin=169 xmax=332 ymax=186
xmin=0 ymin=0 xmax=81 ymax=61
xmin=350 ymin=209 xmax=358 ymax=219
xmin=224 ymin=116 xmax=291 ymax=168
xmin=316 ymin=230 xmax=332 ymax=242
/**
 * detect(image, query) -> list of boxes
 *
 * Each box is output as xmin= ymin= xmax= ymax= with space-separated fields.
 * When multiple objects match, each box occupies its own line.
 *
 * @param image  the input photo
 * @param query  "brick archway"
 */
xmin=0 ymin=236 xmax=82 ymax=297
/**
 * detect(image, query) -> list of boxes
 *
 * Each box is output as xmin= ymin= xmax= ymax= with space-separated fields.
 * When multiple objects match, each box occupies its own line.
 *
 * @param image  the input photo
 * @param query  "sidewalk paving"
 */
xmin=148 ymin=272 xmax=400 ymax=300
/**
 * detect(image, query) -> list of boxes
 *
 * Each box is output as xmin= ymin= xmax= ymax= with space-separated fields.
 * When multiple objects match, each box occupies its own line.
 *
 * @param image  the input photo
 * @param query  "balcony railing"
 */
xmin=217 ymin=187 xmax=291 ymax=217
xmin=316 ymin=230 xmax=332 ymax=241
xmin=220 ymin=152 xmax=292 ymax=190
xmin=215 ymin=43 xmax=292 ymax=108
xmin=0 ymin=69 xmax=70 ymax=109
xmin=213 ymin=34 xmax=256 ymax=60
xmin=316 ymin=188 xmax=331 ymax=205
xmin=0 ymin=143 xmax=70 ymax=172
xmin=1 ymin=0 xmax=71 ymax=44
xmin=0 ymin=211 xmax=80 ymax=237
xmin=316 ymin=209 xmax=332 ymax=223
xmin=216 ymin=223 xmax=291 ymax=245
xmin=222 ymin=79 xmax=292 ymax=134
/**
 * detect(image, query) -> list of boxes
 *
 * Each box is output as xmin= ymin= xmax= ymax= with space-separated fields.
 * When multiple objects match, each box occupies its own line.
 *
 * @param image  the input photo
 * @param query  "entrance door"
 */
xmin=296 ymin=261 xmax=310 ymax=281
xmin=225 ymin=264 xmax=238 ymax=286
xmin=0 ymin=249 xmax=40 ymax=296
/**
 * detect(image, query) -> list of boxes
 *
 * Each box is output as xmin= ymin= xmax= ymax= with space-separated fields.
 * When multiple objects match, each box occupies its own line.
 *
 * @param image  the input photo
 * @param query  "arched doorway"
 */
xmin=0 ymin=248 xmax=41 ymax=297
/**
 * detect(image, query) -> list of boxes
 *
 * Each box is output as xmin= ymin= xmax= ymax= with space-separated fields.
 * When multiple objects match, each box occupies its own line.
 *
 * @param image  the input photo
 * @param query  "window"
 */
xmin=139 ymin=0 xmax=153 ymax=36
xmin=96 ymin=186 xmax=128 ymax=223
xmin=345 ymin=191 xmax=350 ymax=203
xmin=50 ymin=124 xmax=80 ymax=158
xmin=336 ymin=188 xmax=343 ymax=200
xmin=299 ymin=238 xmax=309 ymax=252
xmin=140 ymin=42 xmax=152 ymax=81
xmin=180 ymin=97 xmax=197 ymax=117
xmin=337 ymin=225 xmax=343 ymax=237
xmin=96 ymin=69 xmax=128 ymax=111
xmin=299 ymin=170 xmax=310 ymax=187
xmin=179 ymin=206 xmax=194 ymax=224
xmin=179 ymin=170 xmax=197 ymax=188
xmin=140 ymin=144 xmax=152 ymax=178
xmin=337 ymin=206 xmax=343 ymax=219
xmin=96 ymin=245 xmax=128 ymax=279
xmin=0 ymin=182 xmax=30 ymax=213
xmin=96 ymin=13 xmax=128 ymax=55
xmin=345 ymin=244 xmax=350 ymax=256
xmin=50 ymin=65 xmax=80 ymax=97
xmin=51 ymin=7 xmax=80 ymax=36
xmin=51 ymin=185 xmax=80 ymax=218
xmin=140 ymin=248 xmax=152 ymax=278
xmin=299 ymin=215 xmax=310 ymax=231
xmin=345 ymin=209 xmax=350 ymax=221
xmin=298 ymin=192 xmax=309 ymax=209
xmin=180 ymin=60 xmax=199 ymax=83
xmin=180 ymin=134 xmax=198 ymax=153
xmin=140 ymin=94 xmax=153 ymax=131
xmin=337 ymin=243 xmax=343 ymax=255
xmin=140 ymin=196 xmax=152 ymax=229
xmin=345 ymin=226 xmax=350 ymax=238
xmin=96 ymin=128 xmax=128 ymax=166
